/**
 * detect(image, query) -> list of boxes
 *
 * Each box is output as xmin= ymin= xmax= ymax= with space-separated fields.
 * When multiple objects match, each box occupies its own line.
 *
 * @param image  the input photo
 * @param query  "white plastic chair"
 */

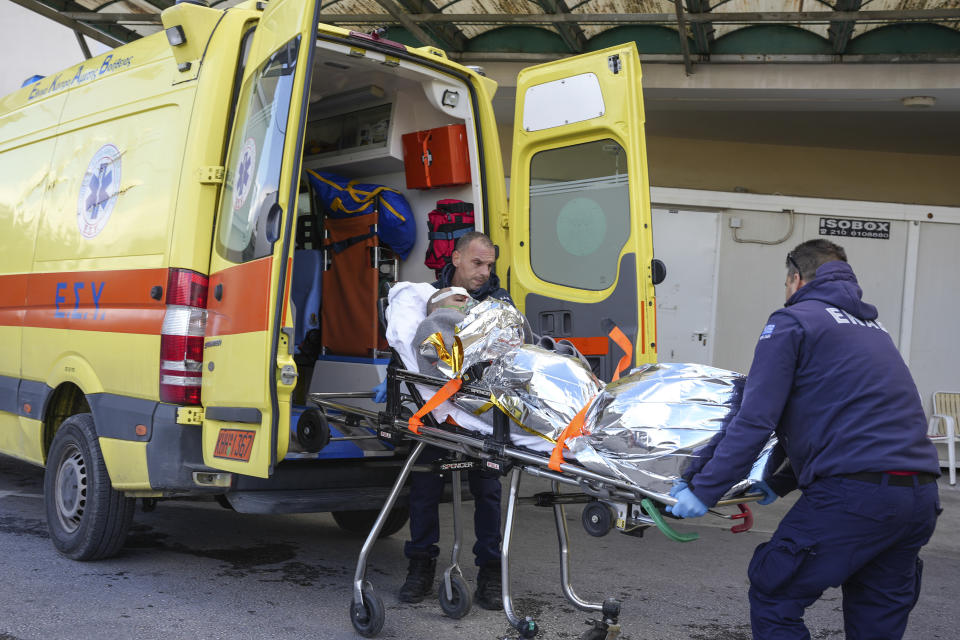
xmin=927 ymin=391 xmax=958 ymax=486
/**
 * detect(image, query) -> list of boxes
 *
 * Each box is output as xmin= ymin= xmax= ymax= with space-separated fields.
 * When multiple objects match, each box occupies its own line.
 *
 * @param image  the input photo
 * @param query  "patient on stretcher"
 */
xmin=385 ymin=282 xmax=775 ymax=498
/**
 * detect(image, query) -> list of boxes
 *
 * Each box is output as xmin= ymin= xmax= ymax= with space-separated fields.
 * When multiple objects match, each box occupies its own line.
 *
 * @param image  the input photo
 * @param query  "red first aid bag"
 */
xmin=425 ymin=199 xmax=474 ymax=276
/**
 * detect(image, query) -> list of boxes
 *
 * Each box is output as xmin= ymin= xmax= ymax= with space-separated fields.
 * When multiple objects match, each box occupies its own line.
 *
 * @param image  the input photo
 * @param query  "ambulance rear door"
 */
xmin=201 ymin=0 xmax=321 ymax=478
xmin=508 ymin=44 xmax=658 ymax=381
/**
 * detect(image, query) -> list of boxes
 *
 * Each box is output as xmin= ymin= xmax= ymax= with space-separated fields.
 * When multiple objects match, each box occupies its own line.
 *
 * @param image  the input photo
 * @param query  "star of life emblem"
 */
xmin=233 ymin=138 xmax=257 ymax=211
xmin=77 ymin=144 xmax=122 ymax=239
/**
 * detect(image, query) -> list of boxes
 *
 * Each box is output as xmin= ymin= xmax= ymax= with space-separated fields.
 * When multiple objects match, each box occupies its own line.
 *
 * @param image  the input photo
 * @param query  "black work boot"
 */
xmin=398 ymin=554 xmax=437 ymax=603
xmin=475 ymin=561 xmax=503 ymax=610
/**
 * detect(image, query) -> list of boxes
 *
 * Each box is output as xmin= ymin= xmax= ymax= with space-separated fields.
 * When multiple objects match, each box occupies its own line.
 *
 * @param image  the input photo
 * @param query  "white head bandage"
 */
xmin=430 ymin=286 xmax=470 ymax=304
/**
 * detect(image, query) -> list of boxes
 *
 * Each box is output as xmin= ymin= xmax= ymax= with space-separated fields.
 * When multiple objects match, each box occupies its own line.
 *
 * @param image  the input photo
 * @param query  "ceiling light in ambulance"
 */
xmin=442 ymin=90 xmax=459 ymax=108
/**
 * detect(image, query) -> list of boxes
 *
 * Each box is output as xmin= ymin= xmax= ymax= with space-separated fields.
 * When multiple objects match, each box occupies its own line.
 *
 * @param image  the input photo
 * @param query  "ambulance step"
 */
xmin=224 ymin=487 xmax=409 ymax=514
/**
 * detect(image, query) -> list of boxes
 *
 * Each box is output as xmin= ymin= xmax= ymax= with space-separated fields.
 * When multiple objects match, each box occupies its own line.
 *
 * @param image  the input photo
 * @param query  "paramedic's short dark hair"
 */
xmin=787 ymin=239 xmax=847 ymax=281
xmin=455 ymin=231 xmax=493 ymax=254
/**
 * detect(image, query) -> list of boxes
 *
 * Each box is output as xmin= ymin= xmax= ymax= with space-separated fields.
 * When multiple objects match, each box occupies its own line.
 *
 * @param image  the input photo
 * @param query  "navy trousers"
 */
xmin=748 ymin=475 xmax=940 ymax=640
xmin=404 ymin=445 xmax=503 ymax=567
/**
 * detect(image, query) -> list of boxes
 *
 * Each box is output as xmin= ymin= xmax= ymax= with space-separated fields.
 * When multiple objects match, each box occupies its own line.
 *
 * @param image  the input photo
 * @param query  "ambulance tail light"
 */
xmin=165 ymin=268 xmax=208 ymax=308
xmin=160 ymin=269 xmax=208 ymax=405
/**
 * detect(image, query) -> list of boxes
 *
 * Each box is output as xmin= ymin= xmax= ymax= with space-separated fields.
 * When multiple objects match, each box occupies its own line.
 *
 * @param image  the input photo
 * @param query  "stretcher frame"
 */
xmin=311 ymin=362 xmax=761 ymax=639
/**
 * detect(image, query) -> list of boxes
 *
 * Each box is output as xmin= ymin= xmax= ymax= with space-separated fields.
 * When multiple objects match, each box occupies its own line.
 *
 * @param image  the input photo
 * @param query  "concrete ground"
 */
xmin=1 ymin=453 xmax=958 ymax=639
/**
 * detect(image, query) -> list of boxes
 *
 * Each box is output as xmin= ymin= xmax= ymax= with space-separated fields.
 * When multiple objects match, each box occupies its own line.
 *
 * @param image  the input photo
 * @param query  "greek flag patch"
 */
xmin=759 ymin=324 xmax=776 ymax=340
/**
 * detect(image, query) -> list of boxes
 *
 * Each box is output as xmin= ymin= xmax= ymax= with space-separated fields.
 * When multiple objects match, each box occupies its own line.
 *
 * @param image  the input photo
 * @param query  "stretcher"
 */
xmin=309 ymin=361 xmax=763 ymax=639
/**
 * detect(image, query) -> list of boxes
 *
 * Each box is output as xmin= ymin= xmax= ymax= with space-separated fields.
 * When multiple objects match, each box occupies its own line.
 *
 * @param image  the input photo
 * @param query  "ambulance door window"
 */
xmin=529 ymin=139 xmax=629 ymax=291
xmin=216 ymin=36 xmax=300 ymax=264
xmin=224 ymin=26 xmax=256 ymax=137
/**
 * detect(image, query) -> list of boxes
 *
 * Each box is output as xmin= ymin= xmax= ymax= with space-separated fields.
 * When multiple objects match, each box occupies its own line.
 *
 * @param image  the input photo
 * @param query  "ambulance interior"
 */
xmin=285 ymin=39 xmax=485 ymax=456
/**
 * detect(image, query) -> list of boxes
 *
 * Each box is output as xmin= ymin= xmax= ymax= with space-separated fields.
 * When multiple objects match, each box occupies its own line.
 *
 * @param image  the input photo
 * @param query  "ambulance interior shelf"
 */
xmin=302 ymin=98 xmax=402 ymax=176
xmin=301 ymin=100 xmax=472 ymax=193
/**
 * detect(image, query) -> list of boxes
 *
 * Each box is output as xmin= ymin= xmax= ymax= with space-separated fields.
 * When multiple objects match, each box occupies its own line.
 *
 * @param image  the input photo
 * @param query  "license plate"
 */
xmin=213 ymin=429 xmax=255 ymax=461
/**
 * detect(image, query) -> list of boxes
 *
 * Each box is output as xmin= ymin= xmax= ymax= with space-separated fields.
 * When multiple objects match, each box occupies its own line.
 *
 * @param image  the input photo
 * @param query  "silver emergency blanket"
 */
xmin=568 ymin=363 xmax=776 ymax=497
xmin=483 ymin=345 xmax=602 ymax=442
xmin=421 ymin=298 xmax=527 ymax=379
xmin=417 ymin=302 xmax=775 ymax=498
xmin=457 ymin=298 xmax=527 ymax=372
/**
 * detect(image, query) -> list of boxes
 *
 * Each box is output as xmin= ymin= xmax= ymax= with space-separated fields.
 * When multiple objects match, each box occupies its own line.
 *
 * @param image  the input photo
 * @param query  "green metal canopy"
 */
xmin=10 ymin=0 xmax=960 ymax=69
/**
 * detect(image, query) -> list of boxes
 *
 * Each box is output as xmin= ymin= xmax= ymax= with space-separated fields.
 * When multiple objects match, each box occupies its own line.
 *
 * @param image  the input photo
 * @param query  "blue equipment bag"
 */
xmin=305 ymin=169 xmax=416 ymax=260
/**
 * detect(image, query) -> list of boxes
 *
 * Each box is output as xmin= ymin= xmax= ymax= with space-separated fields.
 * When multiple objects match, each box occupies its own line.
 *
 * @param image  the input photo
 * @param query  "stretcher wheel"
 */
xmin=581 ymin=502 xmax=613 ymax=538
xmin=296 ymin=409 xmax=330 ymax=452
xmin=438 ymin=574 xmax=472 ymax=619
xmin=350 ymin=584 xmax=385 ymax=637
xmin=516 ymin=617 xmax=539 ymax=638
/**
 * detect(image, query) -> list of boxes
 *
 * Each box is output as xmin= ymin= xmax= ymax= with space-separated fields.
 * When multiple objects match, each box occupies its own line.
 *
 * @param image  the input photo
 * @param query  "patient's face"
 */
xmin=428 ymin=287 xmax=474 ymax=315
xmin=443 ymin=293 xmax=471 ymax=311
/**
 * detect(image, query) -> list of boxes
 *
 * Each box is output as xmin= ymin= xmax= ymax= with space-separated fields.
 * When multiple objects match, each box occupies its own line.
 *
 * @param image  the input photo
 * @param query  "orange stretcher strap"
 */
xmin=549 ymin=395 xmax=596 ymax=472
xmin=608 ymin=323 xmax=633 ymax=382
xmin=408 ymin=378 xmax=463 ymax=434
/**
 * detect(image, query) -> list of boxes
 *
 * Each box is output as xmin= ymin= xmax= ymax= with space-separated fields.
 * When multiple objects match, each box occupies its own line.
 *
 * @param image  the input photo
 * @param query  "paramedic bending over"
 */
xmin=668 ymin=239 xmax=941 ymax=640
xmin=377 ymin=232 xmax=510 ymax=610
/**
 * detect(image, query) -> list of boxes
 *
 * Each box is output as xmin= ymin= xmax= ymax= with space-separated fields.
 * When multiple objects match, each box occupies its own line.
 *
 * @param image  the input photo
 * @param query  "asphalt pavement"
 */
xmin=1 ymin=454 xmax=958 ymax=640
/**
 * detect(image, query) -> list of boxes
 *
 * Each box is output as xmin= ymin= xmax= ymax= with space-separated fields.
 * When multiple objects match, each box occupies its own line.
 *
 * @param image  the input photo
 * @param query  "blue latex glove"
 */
xmin=665 ymin=486 xmax=708 ymax=519
xmin=372 ymin=379 xmax=387 ymax=403
xmin=751 ymin=480 xmax=778 ymax=505
xmin=669 ymin=479 xmax=689 ymax=498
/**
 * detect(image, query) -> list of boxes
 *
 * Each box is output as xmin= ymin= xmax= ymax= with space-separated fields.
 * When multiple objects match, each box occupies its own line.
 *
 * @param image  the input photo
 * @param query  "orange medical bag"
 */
xmin=401 ymin=124 xmax=471 ymax=189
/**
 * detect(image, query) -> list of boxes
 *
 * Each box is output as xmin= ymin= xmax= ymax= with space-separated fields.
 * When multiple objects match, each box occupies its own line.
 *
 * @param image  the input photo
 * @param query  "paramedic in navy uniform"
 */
xmin=668 ymin=239 xmax=941 ymax=640
xmin=398 ymin=231 xmax=510 ymax=609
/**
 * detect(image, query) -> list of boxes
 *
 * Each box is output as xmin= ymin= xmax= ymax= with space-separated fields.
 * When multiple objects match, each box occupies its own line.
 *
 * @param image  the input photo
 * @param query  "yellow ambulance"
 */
xmin=0 ymin=0 xmax=657 ymax=561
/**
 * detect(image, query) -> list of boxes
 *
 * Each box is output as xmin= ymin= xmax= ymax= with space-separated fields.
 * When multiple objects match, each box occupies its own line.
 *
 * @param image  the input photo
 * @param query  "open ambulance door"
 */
xmin=508 ymin=43 xmax=658 ymax=382
xmin=201 ymin=0 xmax=321 ymax=478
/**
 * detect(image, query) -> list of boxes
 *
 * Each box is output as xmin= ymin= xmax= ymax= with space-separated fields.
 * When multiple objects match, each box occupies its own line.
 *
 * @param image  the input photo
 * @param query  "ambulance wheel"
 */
xmin=350 ymin=584 xmax=385 ymax=637
xmin=333 ymin=506 xmax=409 ymax=538
xmin=581 ymin=502 xmax=613 ymax=538
xmin=438 ymin=574 xmax=472 ymax=619
xmin=43 ymin=413 xmax=135 ymax=560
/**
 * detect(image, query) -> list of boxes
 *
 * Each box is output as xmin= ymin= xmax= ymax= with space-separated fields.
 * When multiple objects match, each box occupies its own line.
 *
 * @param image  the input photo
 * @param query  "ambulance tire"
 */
xmin=350 ymin=584 xmax=385 ymax=638
xmin=438 ymin=574 xmax=472 ymax=619
xmin=332 ymin=506 xmax=409 ymax=538
xmin=43 ymin=413 xmax=136 ymax=561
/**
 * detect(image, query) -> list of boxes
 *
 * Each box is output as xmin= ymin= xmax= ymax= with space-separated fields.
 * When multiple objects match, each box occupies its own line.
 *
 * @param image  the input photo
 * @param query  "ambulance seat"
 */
xmin=292 ymin=250 xmax=323 ymax=352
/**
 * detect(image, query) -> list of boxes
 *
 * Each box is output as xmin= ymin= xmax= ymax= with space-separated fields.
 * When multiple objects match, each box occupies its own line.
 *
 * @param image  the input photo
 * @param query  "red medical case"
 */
xmin=401 ymin=124 xmax=471 ymax=189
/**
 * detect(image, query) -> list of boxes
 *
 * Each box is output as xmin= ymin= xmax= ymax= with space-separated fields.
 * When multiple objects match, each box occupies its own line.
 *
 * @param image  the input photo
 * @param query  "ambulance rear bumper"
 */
xmin=224 ymin=486 xmax=409 ymax=514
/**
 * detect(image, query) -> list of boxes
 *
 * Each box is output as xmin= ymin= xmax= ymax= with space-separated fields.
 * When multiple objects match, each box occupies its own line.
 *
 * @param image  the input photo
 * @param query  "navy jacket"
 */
xmin=690 ymin=261 xmax=939 ymax=507
xmin=433 ymin=262 xmax=513 ymax=304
